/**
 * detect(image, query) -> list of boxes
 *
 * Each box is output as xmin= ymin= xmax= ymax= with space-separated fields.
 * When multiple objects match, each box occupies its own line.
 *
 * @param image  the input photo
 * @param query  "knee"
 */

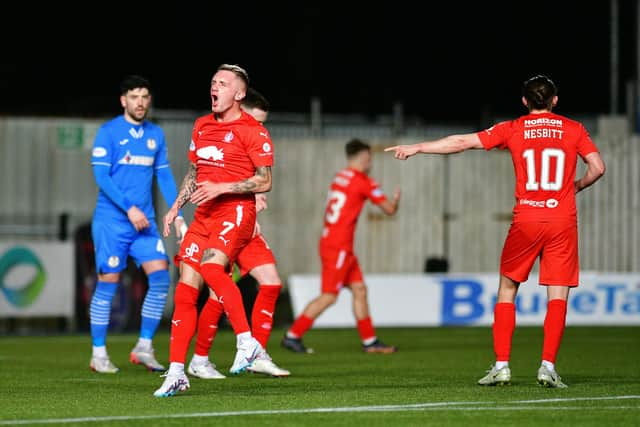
xmin=350 ymin=283 xmax=367 ymax=299
xmin=320 ymin=293 xmax=338 ymax=306
xmin=252 ymin=265 xmax=281 ymax=284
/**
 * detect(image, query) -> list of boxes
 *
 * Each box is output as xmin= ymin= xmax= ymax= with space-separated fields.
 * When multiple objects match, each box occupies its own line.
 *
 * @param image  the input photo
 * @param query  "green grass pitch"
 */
xmin=1 ymin=326 xmax=638 ymax=426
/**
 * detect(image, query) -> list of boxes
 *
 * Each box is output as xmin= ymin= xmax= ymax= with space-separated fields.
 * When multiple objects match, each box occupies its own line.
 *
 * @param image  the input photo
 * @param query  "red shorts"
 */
xmin=500 ymin=220 xmax=579 ymax=286
xmin=319 ymin=246 xmax=363 ymax=294
xmin=174 ymin=203 xmax=256 ymax=272
xmin=236 ymin=234 xmax=276 ymax=276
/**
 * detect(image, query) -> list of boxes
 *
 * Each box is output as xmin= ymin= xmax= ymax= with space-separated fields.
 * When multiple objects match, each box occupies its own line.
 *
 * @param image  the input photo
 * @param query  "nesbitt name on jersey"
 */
xmin=523 ymin=128 xmax=564 ymax=140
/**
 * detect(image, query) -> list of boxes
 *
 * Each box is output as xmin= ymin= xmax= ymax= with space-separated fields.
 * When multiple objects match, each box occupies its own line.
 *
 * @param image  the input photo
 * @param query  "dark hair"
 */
xmin=217 ymin=64 xmax=249 ymax=88
xmin=345 ymin=138 xmax=370 ymax=158
xmin=120 ymin=75 xmax=151 ymax=96
xmin=522 ymin=74 xmax=557 ymax=110
xmin=242 ymin=87 xmax=270 ymax=112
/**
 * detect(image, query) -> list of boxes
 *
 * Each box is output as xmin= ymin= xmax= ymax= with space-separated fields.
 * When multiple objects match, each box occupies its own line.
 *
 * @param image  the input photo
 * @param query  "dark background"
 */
xmin=1 ymin=1 xmax=636 ymax=121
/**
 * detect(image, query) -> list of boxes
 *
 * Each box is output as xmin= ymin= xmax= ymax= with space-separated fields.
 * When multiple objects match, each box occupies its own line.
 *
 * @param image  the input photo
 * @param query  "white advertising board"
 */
xmin=288 ymin=272 xmax=640 ymax=327
xmin=0 ymin=242 xmax=75 ymax=317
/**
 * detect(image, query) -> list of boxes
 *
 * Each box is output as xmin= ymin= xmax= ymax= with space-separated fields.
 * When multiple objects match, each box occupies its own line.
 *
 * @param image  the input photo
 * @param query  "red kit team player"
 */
xmin=154 ymin=64 xmax=274 ymax=397
xmin=385 ymin=75 xmax=605 ymax=387
xmin=187 ymin=88 xmax=289 ymax=379
xmin=282 ymin=138 xmax=400 ymax=354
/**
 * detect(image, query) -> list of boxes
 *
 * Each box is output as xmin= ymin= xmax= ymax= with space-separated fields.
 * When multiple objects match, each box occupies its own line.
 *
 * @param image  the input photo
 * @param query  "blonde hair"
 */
xmin=217 ymin=64 xmax=249 ymax=88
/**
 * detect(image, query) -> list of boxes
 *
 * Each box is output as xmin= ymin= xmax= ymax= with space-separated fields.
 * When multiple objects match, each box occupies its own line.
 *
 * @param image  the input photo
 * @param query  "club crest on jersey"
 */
xmin=146 ymin=138 xmax=157 ymax=150
xmin=108 ymin=256 xmax=120 ymax=268
xmin=224 ymin=131 xmax=234 ymax=143
xmin=129 ymin=127 xmax=144 ymax=139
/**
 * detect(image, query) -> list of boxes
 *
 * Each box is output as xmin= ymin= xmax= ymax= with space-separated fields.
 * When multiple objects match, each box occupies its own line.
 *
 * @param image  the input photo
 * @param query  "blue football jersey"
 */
xmin=91 ymin=115 xmax=170 ymax=221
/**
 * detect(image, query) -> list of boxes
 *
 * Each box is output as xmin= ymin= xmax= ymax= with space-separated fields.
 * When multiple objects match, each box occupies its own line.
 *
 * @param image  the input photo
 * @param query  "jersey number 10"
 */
xmin=523 ymin=148 xmax=565 ymax=191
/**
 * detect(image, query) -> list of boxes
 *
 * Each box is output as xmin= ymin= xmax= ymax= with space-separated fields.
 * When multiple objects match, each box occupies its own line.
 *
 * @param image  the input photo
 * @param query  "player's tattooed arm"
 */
xmin=190 ymin=166 xmax=272 ymax=205
xmin=229 ymin=166 xmax=272 ymax=194
xmin=163 ymin=163 xmax=196 ymax=238
xmin=176 ymin=163 xmax=197 ymax=208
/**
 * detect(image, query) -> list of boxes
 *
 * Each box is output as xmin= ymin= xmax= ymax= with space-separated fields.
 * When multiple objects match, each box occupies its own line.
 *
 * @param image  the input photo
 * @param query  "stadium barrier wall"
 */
xmin=0 ymin=242 xmax=74 ymax=320
xmin=0 ymin=116 xmax=638 ymax=290
xmin=288 ymin=273 xmax=640 ymax=327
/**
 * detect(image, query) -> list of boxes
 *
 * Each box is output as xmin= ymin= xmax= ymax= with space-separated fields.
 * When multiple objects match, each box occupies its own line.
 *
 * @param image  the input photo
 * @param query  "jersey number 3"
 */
xmin=523 ymin=148 xmax=565 ymax=191
xmin=325 ymin=190 xmax=346 ymax=224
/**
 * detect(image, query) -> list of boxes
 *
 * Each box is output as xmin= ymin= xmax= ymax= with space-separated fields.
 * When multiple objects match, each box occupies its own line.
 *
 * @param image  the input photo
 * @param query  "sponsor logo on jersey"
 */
xmin=129 ymin=127 xmax=144 ymax=139
xmin=197 ymin=146 xmax=224 ymax=161
xmin=519 ymin=198 xmax=560 ymax=208
xmin=117 ymin=150 xmax=154 ymax=166
xmin=147 ymin=138 xmax=157 ymax=150
xmin=524 ymin=118 xmax=563 ymax=128
xmin=92 ymin=147 xmax=108 ymax=157
xmin=262 ymin=142 xmax=271 ymax=152
xmin=185 ymin=243 xmax=199 ymax=258
xmin=189 ymin=140 xmax=196 ymax=151
xmin=108 ymin=256 xmax=120 ymax=268
xmin=119 ymin=139 xmax=129 ymax=145
xmin=333 ymin=176 xmax=350 ymax=187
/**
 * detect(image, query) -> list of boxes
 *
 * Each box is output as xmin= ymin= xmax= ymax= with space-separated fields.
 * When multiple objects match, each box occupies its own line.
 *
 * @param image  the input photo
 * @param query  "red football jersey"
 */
xmin=478 ymin=112 xmax=598 ymax=222
xmin=320 ymin=168 xmax=387 ymax=250
xmin=188 ymin=111 xmax=274 ymax=219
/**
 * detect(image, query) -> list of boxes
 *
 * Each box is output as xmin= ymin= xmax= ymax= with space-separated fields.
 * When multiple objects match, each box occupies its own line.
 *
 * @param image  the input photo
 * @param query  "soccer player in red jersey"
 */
xmin=188 ymin=88 xmax=290 ymax=379
xmin=154 ymin=64 xmax=275 ymax=397
xmin=282 ymin=138 xmax=401 ymax=354
xmin=385 ymin=75 xmax=605 ymax=388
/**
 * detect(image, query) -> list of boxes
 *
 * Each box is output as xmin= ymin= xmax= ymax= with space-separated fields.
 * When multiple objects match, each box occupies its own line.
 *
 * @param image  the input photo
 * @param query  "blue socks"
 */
xmin=89 ymin=281 xmax=118 ymax=347
xmin=140 ymin=270 xmax=170 ymax=340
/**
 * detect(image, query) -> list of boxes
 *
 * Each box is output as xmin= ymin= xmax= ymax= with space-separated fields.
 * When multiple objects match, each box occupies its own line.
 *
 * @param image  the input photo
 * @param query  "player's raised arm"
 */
xmin=385 ymin=133 xmax=484 ymax=160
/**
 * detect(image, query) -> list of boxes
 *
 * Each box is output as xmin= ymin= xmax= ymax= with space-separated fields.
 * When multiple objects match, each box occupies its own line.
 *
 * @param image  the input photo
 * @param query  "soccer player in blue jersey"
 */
xmin=89 ymin=75 xmax=187 ymax=374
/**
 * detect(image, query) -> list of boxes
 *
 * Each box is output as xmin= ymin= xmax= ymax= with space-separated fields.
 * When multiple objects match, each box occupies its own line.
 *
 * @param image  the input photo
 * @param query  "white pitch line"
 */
xmin=0 ymin=395 xmax=638 ymax=425
xmin=515 ymin=395 xmax=640 ymax=403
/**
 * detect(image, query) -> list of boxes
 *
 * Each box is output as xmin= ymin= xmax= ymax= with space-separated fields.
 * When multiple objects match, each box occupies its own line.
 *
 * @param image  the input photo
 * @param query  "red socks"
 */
xmin=357 ymin=317 xmax=376 ymax=342
xmin=251 ymin=284 xmax=281 ymax=348
xmin=542 ymin=299 xmax=568 ymax=363
xmin=493 ymin=302 xmax=516 ymax=362
xmin=288 ymin=314 xmax=314 ymax=338
xmin=200 ymin=263 xmax=250 ymax=334
xmin=169 ymin=282 xmax=199 ymax=364
xmin=194 ymin=297 xmax=224 ymax=357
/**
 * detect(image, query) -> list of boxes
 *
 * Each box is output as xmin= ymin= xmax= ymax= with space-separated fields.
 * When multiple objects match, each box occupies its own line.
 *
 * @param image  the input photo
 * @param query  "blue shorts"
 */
xmin=92 ymin=217 xmax=168 ymax=274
